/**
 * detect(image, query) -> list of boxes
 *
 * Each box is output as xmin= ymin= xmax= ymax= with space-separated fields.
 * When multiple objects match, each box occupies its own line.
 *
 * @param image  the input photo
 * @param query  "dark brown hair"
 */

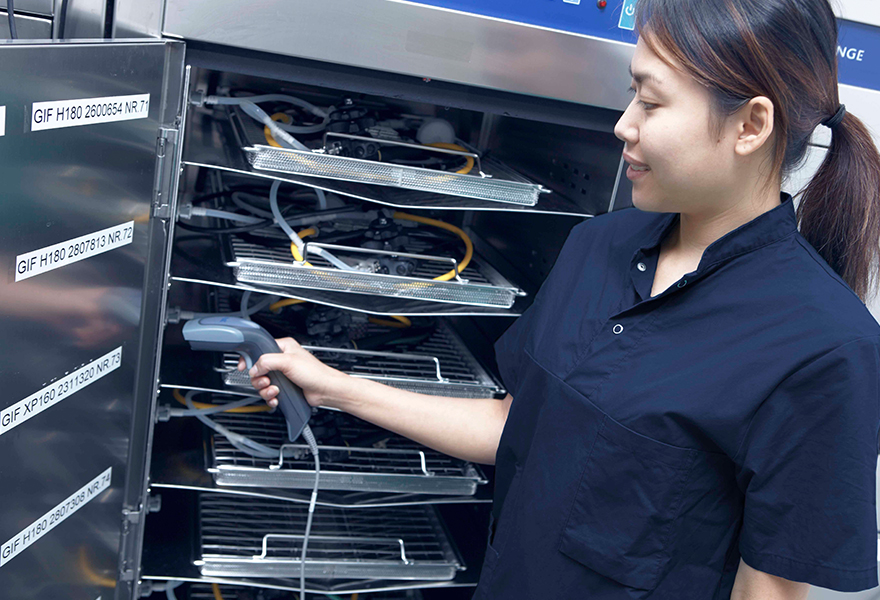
xmin=636 ymin=0 xmax=880 ymax=302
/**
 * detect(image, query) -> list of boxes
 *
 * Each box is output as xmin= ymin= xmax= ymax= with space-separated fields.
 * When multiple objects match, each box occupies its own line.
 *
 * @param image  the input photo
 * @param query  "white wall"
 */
xmin=834 ymin=0 xmax=880 ymax=27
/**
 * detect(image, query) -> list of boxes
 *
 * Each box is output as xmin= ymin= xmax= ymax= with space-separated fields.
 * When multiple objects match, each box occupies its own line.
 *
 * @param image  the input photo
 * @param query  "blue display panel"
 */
xmin=409 ymin=0 xmax=640 ymax=44
xmin=837 ymin=20 xmax=880 ymax=92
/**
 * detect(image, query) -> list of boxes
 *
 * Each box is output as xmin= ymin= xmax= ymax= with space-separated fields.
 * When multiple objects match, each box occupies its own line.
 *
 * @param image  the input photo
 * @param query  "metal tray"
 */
xmin=188 ymin=583 xmax=424 ymax=599
xmin=204 ymin=397 xmax=487 ymax=495
xmin=197 ymin=493 xmax=465 ymax=580
xmin=229 ymin=107 xmax=549 ymax=207
xmin=220 ymin=323 xmax=504 ymax=400
xmin=244 ymin=142 xmax=548 ymax=206
xmin=227 ymin=236 xmax=524 ymax=309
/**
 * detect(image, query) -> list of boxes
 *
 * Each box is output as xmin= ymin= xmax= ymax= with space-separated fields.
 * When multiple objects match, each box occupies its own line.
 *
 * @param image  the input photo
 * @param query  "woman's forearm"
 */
xmin=326 ymin=376 xmax=510 ymax=465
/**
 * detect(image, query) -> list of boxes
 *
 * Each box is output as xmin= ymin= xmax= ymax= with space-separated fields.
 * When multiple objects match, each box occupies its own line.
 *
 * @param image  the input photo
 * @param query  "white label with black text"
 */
xmin=0 ymin=347 xmax=122 ymax=437
xmin=0 ymin=106 xmax=6 ymax=136
xmin=31 ymin=93 xmax=150 ymax=132
xmin=0 ymin=468 xmax=112 ymax=567
xmin=15 ymin=221 xmax=134 ymax=282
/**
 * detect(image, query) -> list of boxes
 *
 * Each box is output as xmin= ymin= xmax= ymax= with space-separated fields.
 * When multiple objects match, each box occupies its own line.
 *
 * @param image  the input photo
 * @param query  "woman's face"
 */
xmin=614 ymin=38 xmax=741 ymax=215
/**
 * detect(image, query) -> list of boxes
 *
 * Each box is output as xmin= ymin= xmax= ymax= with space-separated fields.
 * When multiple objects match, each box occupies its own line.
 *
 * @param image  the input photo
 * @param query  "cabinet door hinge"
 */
xmin=151 ymin=127 xmax=180 ymax=219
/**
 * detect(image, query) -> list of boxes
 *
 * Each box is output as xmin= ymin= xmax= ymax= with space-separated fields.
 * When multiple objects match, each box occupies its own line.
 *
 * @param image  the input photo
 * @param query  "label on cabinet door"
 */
xmin=0 ymin=347 xmax=122 ymax=437
xmin=0 ymin=106 xmax=5 ymax=136
xmin=31 ymin=93 xmax=150 ymax=132
xmin=0 ymin=467 xmax=112 ymax=567
xmin=15 ymin=221 xmax=134 ymax=282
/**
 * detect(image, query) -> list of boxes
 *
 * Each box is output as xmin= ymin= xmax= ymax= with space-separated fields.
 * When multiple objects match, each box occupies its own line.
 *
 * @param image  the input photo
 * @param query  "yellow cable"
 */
xmin=352 ymin=595 xmax=359 ymax=600
xmin=264 ymin=113 xmax=294 ymax=147
xmin=212 ymin=583 xmax=224 ymax=600
xmin=368 ymin=315 xmax=412 ymax=328
xmin=270 ymin=298 xmax=306 ymax=312
xmin=172 ymin=387 xmax=271 ymax=414
xmin=290 ymin=227 xmax=317 ymax=265
xmin=426 ymin=142 xmax=474 ymax=175
xmin=392 ymin=211 xmax=473 ymax=281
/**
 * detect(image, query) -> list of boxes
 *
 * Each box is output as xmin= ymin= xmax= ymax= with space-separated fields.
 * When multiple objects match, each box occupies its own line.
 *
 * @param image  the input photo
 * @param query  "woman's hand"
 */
xmin=237 ymin=337 xmax=349 ymax=409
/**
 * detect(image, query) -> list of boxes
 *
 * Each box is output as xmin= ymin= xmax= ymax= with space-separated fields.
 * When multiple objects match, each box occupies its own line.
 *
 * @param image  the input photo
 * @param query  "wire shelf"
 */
xmin=220 ymin=322 xmax=503 ymax=400
xmin=227 ymin=237 xmax=523 ymax=309
xmin=197 ymin=493 xmax=464 ymax=580
xmin=188 ymin=583 xmax=424 ymax=599
xmin=205 ymin=396 xmax=487 ymax=494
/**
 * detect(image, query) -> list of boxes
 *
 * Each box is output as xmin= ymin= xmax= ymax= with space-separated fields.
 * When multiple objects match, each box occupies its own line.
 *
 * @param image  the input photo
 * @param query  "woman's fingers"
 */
xmin=276 ymin=336 xmax=302 ymax=353
xmin=249 ymin=353 xmax=292 ymax=380
xmin=251 ymin=376 xmax=271 ymax=390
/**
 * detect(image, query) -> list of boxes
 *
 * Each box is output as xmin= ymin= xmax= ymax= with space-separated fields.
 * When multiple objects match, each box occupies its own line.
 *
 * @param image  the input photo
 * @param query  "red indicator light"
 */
xmin=597 ymin=0 xmax=607 ymax=7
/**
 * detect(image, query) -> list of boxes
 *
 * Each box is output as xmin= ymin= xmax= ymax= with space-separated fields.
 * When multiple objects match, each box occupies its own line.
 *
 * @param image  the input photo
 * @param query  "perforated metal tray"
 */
xmin=197 ymin=493 xmax=464 ymax=580
xmin=227 ymin=236 xmax=524 ymax=309
xmin=244 ymin=143 xmax=548 ymax=206
xmin=204 ymin=397 xmax=487 ymax=494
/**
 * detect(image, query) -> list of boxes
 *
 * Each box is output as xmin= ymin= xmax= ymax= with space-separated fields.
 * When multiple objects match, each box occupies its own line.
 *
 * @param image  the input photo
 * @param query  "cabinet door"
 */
xmin=0 ymin=40 xmax=185 ymax=600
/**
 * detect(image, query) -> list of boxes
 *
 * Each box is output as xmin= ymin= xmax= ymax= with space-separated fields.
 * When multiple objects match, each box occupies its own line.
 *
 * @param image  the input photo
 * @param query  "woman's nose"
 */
xmin=614 ymin=103 xmax=638 ymax=144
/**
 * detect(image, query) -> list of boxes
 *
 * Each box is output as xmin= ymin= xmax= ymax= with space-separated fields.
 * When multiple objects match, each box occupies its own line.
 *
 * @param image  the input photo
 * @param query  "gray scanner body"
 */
xmin=182 ymin=316 xmax=311 ymax=441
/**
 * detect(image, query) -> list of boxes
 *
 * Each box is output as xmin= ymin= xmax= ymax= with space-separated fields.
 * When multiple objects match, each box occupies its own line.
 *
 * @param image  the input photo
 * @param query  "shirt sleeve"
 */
xmin=493 ymin=218 xmax=595 ymax=396
xmin=734 ymin=335 xmax=880 ymax=592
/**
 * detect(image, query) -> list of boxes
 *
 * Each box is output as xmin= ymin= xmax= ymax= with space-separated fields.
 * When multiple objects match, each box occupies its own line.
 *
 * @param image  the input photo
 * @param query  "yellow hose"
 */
xmin=264 ymin=113 xmax=293 ymax=147
xmin=426 ymin=142 xmax=474 ymax=175
xmin=172 ymin=387 xmax=271 ymax=414
xmin=392 ymin=211 xmax=473 ymax=281
xmin=368 ymin=315 xmax=412 ymax=328
xmin=290 ymin=227 xmax=317 ymax=264
xmin=212 ymin=583 xmax=224 ymax=600
xmin=270 ymin=298 xmax=306 ymax=312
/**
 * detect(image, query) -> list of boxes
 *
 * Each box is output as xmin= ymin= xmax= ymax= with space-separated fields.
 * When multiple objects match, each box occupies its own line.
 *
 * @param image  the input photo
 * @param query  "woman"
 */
xmin=243 ymin=0 xmax=880 ymax=597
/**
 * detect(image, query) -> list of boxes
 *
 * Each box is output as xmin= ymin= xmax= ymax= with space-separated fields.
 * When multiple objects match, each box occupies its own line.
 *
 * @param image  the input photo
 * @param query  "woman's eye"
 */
xmin=638 ymin=100 xmax=657 ymax=111
xmin=626 ymin=85 xmax=636 ymax=95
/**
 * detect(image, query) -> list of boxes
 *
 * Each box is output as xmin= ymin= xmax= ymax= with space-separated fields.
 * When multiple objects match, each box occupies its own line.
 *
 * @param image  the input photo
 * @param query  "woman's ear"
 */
xmin=734 ymin=96 xmax=775 ymax=157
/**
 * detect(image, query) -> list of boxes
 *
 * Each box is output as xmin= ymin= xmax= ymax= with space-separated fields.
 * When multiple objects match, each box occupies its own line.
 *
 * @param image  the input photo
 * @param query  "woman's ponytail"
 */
xmin=798 ymin=111 xmax=880 ymax=302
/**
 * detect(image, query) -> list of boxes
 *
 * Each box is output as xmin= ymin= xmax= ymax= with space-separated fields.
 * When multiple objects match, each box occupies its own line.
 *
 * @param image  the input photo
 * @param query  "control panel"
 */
xmin=408 ymin=0 xmax=641 ymax=44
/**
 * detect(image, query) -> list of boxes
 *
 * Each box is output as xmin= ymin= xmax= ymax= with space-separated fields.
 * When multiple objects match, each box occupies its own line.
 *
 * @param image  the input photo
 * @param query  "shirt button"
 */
xmin=677 ymin=279 xmax=687 ymax=288
xmin=637 ymin=262 xmax=647 ymax=272
xmin=612 ymin=324 xmax=624 ymax=334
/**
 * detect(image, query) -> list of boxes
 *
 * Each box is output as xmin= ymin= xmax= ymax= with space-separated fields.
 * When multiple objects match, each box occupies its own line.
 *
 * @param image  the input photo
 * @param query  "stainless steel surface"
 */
xmin=61 ymin=0 xmax=107 ymax=39
xmin=197 ymin=493 xmax=464 ymax=580
xmin=0 ymin=10 xmax=51 ymax=38
xmin=200 ymin=393 xmax=487 ymax=494
xmin=112 ymin=0 xmax=164 ymax=37
xmin=228 ymin=237 xmax=524 ymax=309
xmin=0 ymin=39 xmax=181 ymax=600
xmin=185 ymin=110 xmax=590 ymax=216
xmin=120 ymin=53 xmax=188 ymax=600
xmin=0 ymin=0 xmax=52 ymax=17
xmin=161 ymin=0 xmax=636 ymax=109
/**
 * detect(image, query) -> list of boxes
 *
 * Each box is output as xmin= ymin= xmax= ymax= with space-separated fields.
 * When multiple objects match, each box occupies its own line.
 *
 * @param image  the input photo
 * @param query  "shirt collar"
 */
xmin=633 ymin=193 xmax=798 ymax=272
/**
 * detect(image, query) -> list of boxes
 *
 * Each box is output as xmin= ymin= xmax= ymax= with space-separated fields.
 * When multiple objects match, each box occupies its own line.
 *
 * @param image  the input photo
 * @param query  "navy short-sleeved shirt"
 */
xmin=474 ymin=194 xmax=880 ymax=599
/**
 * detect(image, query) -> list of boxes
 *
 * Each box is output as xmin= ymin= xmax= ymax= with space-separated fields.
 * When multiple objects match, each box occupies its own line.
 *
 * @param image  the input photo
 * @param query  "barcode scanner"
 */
xmin=182 ymin=316 xmax=312 ymax=441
